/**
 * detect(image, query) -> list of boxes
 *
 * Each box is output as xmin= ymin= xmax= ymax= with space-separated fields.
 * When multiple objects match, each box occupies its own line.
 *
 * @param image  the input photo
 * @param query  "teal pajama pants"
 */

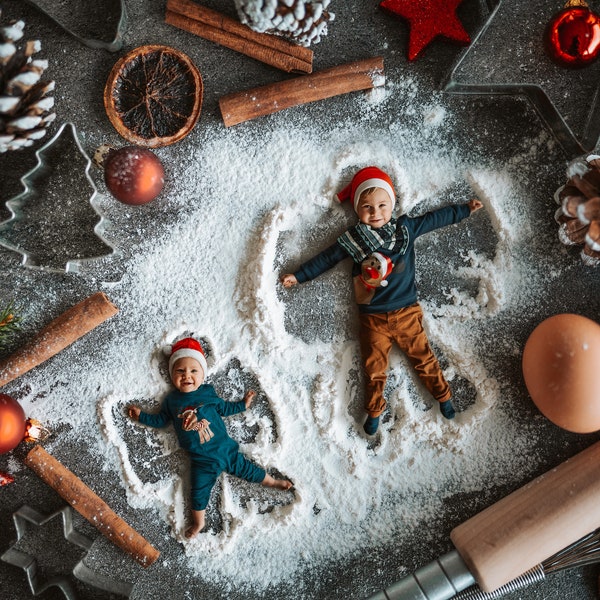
xmin=190 ymin=451 xmax=266 ymax=510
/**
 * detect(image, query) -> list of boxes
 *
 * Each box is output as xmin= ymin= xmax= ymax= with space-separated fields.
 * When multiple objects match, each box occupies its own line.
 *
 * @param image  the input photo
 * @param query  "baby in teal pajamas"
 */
xmin=128 ymin=337 xmax=292 ymax=538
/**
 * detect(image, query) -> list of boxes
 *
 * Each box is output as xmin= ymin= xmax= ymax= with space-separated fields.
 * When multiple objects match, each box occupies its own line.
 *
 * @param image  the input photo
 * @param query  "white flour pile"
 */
xmin=16 ymin=78 xmax=563 ymax=594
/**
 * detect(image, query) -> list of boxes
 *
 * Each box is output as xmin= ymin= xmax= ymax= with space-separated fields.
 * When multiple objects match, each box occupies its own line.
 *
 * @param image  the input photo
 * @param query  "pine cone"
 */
xmin=554 ymin=154 xmax=600 ymax=266
xmin=234 ymin=0 xmax=334 ymax=46
xmin=0 ymin=10 xmax=55 ymax=153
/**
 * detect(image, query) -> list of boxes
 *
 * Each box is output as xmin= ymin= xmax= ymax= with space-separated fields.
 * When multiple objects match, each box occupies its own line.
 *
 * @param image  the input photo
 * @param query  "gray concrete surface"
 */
xmin=1 ymin=0 xmax=600 ymax=599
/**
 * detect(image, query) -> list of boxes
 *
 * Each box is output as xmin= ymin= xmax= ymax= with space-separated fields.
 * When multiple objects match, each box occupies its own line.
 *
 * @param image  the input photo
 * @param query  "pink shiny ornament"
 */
xmin=545 ymin=6 xmax=600 ymax=68
xmin=0 ymin=394 xmax=26 ymax=454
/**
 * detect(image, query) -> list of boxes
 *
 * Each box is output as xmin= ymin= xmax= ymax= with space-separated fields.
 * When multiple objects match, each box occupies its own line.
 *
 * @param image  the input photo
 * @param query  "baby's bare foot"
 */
xmin=185 ymin=523 xmax=204 ymax=538
xmin=185 ymin=510 xmax=205 ymax=538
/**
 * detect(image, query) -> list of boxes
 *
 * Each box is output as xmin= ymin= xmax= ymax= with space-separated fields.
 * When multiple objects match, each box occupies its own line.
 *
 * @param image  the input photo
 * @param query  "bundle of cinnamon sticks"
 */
xmin=165 ymin=0 xmax=313 ymax=74
xmin=164 ymin=1 xmax=386 ymax=127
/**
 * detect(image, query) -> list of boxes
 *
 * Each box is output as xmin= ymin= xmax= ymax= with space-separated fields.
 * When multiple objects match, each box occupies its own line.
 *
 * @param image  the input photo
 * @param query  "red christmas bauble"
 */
xmin=0 ymin=394 xmax=26 ymax=454
xmin=104 ymin=146 xmax=165 ymax=205
xmin=545 ymin=6 xmax=600 ymax=67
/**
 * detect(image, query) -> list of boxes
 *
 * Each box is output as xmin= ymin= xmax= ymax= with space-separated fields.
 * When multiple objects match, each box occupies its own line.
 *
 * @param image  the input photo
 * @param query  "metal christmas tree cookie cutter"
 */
xmin=23 ymin=0 xmax=127 ymax=52
xmin=0 ymin=505 xmax=133 ymax=599
xmin=0 ymin=122 xmax=116 ymax=273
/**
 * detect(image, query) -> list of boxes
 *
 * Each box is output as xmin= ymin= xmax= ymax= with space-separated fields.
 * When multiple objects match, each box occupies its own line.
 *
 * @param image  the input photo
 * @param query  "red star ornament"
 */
xmin=380 ymin=0 xmax=471 ymax=61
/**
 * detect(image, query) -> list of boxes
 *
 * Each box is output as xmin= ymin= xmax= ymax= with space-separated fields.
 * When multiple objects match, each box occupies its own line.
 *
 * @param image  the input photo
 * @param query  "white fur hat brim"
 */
xmin=169 ymin=349 xmax=208 ymax=376
xmin=353 ymin=178 xmax=396 ymax=211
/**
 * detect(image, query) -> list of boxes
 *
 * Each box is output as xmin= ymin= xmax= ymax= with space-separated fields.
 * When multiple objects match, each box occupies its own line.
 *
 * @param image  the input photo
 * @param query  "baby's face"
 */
xmin=171 ymin=357 xmax=205 ymax=393
xmin=356 ymin=188 xmax=393 ymax=228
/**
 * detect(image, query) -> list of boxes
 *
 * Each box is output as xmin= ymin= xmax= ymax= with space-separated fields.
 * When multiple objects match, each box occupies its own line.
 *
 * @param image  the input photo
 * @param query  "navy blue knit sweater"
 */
xmin=294 ymin=204 xmax=471 ymax=314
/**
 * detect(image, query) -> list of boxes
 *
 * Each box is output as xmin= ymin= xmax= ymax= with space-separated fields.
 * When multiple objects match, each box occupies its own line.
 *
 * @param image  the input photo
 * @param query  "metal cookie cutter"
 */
xmin=0 ymin=122 xmax=117 ymax=273
xmin=442 ymin=0 xmax=600 ymax=156
xmin=23 ymin=0 xmax=127 ymax=52
xmin=0 ymin=505 xmax=133 ymax=599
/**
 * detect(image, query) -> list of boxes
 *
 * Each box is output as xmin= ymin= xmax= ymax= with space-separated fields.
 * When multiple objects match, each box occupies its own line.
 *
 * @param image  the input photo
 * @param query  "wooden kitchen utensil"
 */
xmin=368 ymin=440 xmax=600 ymax=599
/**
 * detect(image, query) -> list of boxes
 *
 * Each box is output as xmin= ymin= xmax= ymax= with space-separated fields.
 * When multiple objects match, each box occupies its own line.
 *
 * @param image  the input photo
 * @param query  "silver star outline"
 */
xmin=0 ymin=505 xmax=133 ymax=599
xmin=443 ymin=0 xmax=600 ymax=157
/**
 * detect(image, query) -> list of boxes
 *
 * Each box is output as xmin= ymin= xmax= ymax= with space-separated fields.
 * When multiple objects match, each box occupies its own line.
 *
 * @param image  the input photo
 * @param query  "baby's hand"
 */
xmin=128 ymin=406 xmax=141 ymax=421
xmin=280 ymin=274 xmax=298 ymax=288
xmin=244 ymin=390 xmax=256 ymax=409
xmin=182 ymin=410 xmax=198 ymax=431
xmin=468 ymin=199 xmax=483 ymax=213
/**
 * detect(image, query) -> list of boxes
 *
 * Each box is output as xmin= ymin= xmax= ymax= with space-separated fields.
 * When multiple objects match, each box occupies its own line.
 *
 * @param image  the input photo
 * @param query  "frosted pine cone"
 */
xmin=554 ymin=154 xmax=600 ymax=266
xmin=0 ymin=11 xmax=55 ymax=152
xmin=234 ymin=0 xmax=334 ymax=46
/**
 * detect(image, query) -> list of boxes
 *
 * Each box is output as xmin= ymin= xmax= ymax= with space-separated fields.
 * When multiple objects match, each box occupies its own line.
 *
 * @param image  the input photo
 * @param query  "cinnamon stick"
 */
xmin=25 ymin=446 xmax=160 ymax=567
xmin=219 ymin=56 xmax=385 ymax=127
xmin=165 ymin=0 xmax=313 ymax=74
xmin=0 ymin=292 xmax=118 ymax=387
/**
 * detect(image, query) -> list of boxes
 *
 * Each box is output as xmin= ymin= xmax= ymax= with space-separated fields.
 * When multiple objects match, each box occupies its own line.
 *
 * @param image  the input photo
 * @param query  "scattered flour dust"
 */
xmin=19 ymin=82 xmax=554 ymax=593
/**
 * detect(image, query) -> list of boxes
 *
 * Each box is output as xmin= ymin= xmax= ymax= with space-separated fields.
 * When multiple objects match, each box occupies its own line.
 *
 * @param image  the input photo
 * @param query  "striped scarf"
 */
xmin=338 ymin=219 xmax=408 ymax=263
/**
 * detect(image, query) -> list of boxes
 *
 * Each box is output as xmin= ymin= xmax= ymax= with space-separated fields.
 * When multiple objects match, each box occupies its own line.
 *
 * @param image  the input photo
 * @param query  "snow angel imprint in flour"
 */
xmin=128 ymin=337 xmax=294 ymax=538
xmin=280 ymin=166 xmax=483 ymax=436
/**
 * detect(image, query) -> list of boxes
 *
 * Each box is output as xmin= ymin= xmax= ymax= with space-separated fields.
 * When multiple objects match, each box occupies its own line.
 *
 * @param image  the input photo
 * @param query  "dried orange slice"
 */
xmin=104 ymin=45 xmax=203 ymax=148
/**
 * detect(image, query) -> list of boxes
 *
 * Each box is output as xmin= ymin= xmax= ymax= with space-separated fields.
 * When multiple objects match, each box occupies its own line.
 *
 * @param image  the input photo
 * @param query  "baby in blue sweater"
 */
xmin=128 ymin=337 xmax=292 ymax=538
xmin=281 ymin=166 xmax=483 ymax=435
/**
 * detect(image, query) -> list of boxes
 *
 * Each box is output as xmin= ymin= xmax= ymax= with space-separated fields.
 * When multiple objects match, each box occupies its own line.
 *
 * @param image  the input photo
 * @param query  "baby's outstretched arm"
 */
xmin=280 ymin=273 xmax=298 ymax=288
xmin=468 ymin=199 xmax=483 ymax=213
xmin=244 ymin=390 xmax=256 ymax=409
xmin=128 ymin=406 xmax=141 ymax=421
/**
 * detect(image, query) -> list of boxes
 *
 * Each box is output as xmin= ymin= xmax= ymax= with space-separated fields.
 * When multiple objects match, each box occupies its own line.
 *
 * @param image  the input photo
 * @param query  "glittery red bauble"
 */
xmin=104 ymin=146 xmax=165 ymax=205
xmin=545 ymin=6 xmax=600 ymax=67
xmin=0 ymin=394 xmax=26 ymax=454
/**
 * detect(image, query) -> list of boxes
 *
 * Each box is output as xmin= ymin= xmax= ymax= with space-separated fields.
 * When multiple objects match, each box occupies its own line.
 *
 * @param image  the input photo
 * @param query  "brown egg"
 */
xmin=522 ymin=314 xmax=600 ymax=433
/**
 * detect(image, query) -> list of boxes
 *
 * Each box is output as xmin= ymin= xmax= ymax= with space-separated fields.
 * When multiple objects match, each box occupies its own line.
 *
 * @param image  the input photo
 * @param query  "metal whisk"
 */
xmin=454 ymin=527 xmax=600 ymax=599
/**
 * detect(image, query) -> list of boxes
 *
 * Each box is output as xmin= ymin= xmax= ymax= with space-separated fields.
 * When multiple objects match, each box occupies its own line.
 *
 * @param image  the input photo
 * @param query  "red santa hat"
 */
xmin=370 ymin=252 xmax=393 ymax=286
xmin=165 ymin=337 xmax=208 ymax=376
xmin=336 ymin=166 xmax=396 ymax=212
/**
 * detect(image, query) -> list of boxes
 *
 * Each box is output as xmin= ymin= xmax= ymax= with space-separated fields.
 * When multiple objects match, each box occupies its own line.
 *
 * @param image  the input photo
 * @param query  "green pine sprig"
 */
xmin=0 ymin=301 xmax=21 ymax=353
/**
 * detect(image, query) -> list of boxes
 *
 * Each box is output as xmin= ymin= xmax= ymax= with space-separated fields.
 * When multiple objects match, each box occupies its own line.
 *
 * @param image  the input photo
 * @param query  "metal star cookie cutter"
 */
xmin=0 ymin=505 xmax=134 ymax=599
xmin=0 ymin=122 xmax=117 ymax=273
xmin=442 ymin=0 xmax=600 ymax=157
xmin=23 ymin=0 xmax=127 ymax=52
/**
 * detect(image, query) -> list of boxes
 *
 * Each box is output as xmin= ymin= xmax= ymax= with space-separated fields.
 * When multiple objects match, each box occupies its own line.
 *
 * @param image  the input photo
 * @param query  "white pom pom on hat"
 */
xmin=164 ymin=337 xmax=208 ymax=376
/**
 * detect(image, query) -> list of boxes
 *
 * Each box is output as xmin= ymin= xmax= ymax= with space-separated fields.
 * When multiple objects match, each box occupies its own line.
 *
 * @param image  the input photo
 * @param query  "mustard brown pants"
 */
xmin=358 ymin=303 xmax=451 ymax=417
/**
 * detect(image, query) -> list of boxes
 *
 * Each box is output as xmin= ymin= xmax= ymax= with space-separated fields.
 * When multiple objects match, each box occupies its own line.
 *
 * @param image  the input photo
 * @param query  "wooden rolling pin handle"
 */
xmin=451 ymin=440 xmax=600 ymax=592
